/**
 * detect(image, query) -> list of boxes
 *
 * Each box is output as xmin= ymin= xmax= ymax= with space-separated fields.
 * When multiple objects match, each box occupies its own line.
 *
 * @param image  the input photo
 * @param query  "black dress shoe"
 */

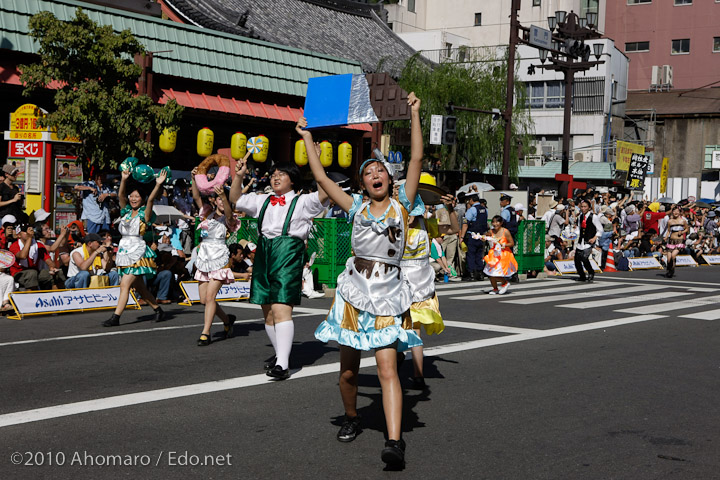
xmin=102 ymin=314 xmax=120 ymax=327
xmin=587 ymin=274 xmax=595 ymax=283
xmin=381 ymin=439 xmax=406 ymax=468
xmin=410 ymin=376 xmax=427 ymax=390
xmin=263 ymin=355 xmax=277 ymax=371
xmin=574 ymin=277 xmax=587 ymax=282
xmin=154 ymin=307 xmax=166 ymax=322
xmin=266 ymin=365 xmax=290 ymax=380
xmin=197 ymin=333 xmax=211 ymax=346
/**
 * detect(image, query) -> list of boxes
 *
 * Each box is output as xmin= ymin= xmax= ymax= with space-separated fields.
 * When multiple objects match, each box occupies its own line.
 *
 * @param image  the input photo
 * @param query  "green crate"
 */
xmin=515 ymin=220 xmax=545 ymax=272
xmin=307 ymin=218 xmax=352 ymax=288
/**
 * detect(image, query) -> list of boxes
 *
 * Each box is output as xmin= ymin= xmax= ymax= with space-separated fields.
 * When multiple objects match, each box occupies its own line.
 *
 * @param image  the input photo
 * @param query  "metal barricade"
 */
xmin=516 ymin=220 xmax=545 ymax=273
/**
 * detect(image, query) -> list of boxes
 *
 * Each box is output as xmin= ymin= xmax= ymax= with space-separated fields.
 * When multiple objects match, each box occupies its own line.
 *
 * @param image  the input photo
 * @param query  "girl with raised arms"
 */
xmin=300 ymin=92 xmax=423 ymax=468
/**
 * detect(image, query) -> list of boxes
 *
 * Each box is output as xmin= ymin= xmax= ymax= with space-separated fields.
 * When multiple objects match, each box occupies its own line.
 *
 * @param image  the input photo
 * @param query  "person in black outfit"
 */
xmin=0 ymin=165 xmax=28 ymax=224
xmin=574 ymin=199 xmax=603 ymax=282
xmin=460 ymin=195 xmax=489 ymax=281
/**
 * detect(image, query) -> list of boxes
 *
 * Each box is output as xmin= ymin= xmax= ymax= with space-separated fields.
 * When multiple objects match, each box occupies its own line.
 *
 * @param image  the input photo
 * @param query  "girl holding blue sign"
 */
xmin=303 ymin=92 xmax=423 ymax=468
xmin=191 ymin=162 xmax=238 ymax=346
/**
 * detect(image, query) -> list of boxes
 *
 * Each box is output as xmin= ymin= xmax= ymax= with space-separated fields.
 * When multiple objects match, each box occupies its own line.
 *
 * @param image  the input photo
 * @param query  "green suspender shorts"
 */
xmin=249 ymin=195 xmax=305 ymax=306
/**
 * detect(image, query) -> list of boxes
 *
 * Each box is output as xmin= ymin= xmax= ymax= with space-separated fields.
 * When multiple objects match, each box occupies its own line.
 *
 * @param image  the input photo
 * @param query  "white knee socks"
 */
xmin=273 ymin=321 xmax=294 ymax=370
xmin=265 ymin=323 xmax=278 ymax=351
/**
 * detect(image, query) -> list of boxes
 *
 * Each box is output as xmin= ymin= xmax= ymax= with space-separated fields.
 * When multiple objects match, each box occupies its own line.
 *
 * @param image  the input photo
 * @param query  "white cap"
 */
xmin=514 ymin=203 xmax=525 ymax=211
xmin=1 ymin=215 xmax=17 ymax=226
xmin=556 ymin=204 xmax=566 ymax=211
xmin=509 ymin=183 xmax=519 ymax=190
xmin=33 ymin=208 xmax=51 ymax=223
xmin=246 ymin=242 xmax=257 ymax=252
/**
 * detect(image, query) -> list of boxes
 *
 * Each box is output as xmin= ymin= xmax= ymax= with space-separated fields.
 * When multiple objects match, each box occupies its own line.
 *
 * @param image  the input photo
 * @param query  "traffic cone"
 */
xmin=604 ymin=249 xmax=617 ymax=272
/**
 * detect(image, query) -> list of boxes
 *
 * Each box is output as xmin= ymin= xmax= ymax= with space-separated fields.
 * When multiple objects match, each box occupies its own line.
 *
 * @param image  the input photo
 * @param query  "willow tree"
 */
xmin=19 ymin=8 xmax=183 ymax=169
xmin=395 ymin=48 xmax=533 ymax=179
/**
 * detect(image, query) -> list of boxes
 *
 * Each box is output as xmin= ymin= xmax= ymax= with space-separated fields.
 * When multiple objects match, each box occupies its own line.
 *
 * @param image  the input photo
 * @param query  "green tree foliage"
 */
xmin=19 ymin=8 xmax=183 ymax=169
xmin=395 ymin=49 xmax=533 ymax=178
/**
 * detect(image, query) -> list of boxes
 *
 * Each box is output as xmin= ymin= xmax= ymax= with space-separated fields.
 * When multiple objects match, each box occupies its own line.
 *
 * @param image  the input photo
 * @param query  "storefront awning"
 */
xmin=159 ymin=88 xmax=372 ymax=131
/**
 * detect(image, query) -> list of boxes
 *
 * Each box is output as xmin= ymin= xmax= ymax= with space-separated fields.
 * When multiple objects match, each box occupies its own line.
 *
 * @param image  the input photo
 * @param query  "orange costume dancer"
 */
xmin=482 ymin=215 xmax=518 ymax=295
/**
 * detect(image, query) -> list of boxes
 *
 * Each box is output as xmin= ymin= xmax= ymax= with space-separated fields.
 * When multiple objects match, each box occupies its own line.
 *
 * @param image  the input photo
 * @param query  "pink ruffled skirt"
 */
xmin=194 ymin=267 xmax=235 ymax=284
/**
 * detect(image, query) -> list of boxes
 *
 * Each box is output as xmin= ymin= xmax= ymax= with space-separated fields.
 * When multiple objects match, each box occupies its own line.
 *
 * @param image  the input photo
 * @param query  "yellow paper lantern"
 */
xmin=319 ymin=141 xmax=333 ymax=168
xmin=231 ymin=132 xmax=247 ymax=160
xmin=295 ymin=139 xmax=308 ymax=166
xmin=338 ymin=141 xmax=352 ymax=168
xmin=159 ymin=128 xmax=177 ymax=153
xmin=197 ymin=127 xmax=214 ymax=157
xmin=253 ymin=135 xmax=269 ymax=163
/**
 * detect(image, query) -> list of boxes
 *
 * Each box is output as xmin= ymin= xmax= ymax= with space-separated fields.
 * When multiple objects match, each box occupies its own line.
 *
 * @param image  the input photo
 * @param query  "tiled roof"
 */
xmin=627 ymin=88 xmax=720 ymax=116
xmin=0 ymin=0 xmax=362 ymax=97
xmin=162 ymin=0 xmax=417 ymax=76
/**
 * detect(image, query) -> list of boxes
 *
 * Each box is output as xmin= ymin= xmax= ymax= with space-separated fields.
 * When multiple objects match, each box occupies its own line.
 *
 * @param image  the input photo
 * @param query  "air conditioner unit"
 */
xmin=574 ymin=152 xmax=584 ymax=162
xmin=662 ymin=65 xmax=673 ymax=87
xmin=712 ymin=150 xmax=720 ymax=169
xmin=541 ymin=145 xmax=554 ymax=158
xmin=651 ymin=65 xmax=661 ymax=85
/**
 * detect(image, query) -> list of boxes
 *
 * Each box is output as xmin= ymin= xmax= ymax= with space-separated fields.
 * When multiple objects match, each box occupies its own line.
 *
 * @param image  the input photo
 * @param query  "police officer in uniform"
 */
xmin=460 ymin=194 xmax=488 ymax=281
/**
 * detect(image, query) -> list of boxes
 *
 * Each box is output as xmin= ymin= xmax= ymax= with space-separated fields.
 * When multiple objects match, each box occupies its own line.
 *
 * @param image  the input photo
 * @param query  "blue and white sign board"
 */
xmin=702 ymin=255 xmax=720 ymax=265
xmin=8 ymin=286 xmax=139 ymax=320
xmin=304 ymin=74 xmax=378 ymax=128
xmin=180 ymin=280 xmax=251 ymax=305
xmin=675 ymin=255 xmax=698 ymax=267
xmin=430 ymin=115 xmax=443 ymax=145
xmin=553 ymin=259 xmax=601 ymax=274
xmin=529 ymin=25 xmax=552 ymax=49
xmin=628 ymin=257 xmax=663 ymax=270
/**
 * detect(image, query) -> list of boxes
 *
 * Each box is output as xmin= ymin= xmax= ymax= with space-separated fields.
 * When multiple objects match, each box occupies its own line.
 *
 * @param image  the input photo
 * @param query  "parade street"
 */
xmin=1 ymin=268 xmax=719 ymax=480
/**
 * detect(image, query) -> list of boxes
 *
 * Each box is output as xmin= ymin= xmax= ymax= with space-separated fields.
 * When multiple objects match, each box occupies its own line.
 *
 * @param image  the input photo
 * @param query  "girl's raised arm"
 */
xmin=402 ymin=92 xmax=423 ymax=207
xmin=297 ymin=117 xmax=353 ymax=212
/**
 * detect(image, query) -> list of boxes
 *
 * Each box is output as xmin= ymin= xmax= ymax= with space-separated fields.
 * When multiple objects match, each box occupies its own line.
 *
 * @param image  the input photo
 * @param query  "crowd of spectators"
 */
xmin=1 ymin=156 xmax=718 ymax=314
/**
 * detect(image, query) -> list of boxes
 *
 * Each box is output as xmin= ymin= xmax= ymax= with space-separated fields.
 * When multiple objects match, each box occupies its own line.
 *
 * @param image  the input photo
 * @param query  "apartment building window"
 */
xmin=714 ymin=37 xmax=720 ymax=52
xmin=533 ymin=0 xmax=541 ymax=6
xmin=407 ymin=0 xmax=415 ymax=13
xmin=526 ymin=81 xmax=565 ymax=109
xmin=625 ymin=41 xmax=650 ymax=52
xmin=674 ymin=0 xmax=692 ymax=4
xmin=671 ymin=38 xmax=690 ymax=54
xmin=627 ymin=0 xmax=651 ymax=4
xmin=474 ymin=13 xmax=482 ymax=26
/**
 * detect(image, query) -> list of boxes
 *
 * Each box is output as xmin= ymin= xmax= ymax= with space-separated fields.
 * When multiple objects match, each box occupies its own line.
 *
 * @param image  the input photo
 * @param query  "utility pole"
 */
xmin=501 ymin=0 xmax=521 ymax=191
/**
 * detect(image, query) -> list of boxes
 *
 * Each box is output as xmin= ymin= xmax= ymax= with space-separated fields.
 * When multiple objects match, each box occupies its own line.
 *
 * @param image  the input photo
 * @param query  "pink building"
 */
xmin=604 ymin=0 xmax=720 ymax=91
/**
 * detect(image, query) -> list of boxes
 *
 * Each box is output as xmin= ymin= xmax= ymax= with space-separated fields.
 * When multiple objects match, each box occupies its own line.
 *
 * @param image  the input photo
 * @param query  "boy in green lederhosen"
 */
xmin=230 ymin=159 xmax=327 ymax=380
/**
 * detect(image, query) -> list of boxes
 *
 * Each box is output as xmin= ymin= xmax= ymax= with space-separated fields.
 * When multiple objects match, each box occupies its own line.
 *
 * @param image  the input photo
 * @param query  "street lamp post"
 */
xmin=503 ymin=5 xmax=604 ymax=188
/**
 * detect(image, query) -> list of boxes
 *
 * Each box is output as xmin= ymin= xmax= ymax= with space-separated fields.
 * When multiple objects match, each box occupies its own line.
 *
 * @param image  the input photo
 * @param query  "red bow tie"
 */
xmin=270 ymin=195 xmax=286 ymax=206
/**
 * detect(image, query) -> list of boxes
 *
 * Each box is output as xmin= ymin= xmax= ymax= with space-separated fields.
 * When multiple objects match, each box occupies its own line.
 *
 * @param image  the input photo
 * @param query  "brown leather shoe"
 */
xmin=157 ymin=299 xmax=172 ymax=304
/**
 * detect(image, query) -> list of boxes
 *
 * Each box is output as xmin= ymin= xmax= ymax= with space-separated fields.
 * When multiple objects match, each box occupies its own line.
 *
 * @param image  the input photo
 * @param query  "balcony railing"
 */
xmin=418 ymin=45 xmax=507 ymax=64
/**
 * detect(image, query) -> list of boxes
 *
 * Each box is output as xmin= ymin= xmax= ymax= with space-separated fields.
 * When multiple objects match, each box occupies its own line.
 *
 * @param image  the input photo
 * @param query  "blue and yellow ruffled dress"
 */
xmin=115 ymin=205 xmax=157 ymax=278
xmin=314 ymin=186 xmax=423 ymax=351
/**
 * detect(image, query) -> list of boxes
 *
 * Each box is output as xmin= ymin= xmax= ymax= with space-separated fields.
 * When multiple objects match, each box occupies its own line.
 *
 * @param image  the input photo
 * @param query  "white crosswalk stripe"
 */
xmin=452 ymin=281 xmax=624 ymax=301
xmin=500 ymin=284 xmax=655 ymax=305
xmin=615 ymin=295 xmax=720 ymax=315
xmin=558 ymin=291 xmax=692 ymax=309
xmin=679 ymin=309 xmax=720 ymax=321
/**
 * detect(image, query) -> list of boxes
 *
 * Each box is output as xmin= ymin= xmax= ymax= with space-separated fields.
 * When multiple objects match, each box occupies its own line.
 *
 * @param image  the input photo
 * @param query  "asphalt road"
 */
xmin=1 ymin=266 xmax=719 ymax=479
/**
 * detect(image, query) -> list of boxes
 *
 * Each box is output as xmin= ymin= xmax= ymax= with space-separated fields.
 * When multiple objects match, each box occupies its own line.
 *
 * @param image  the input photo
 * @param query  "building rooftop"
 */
xmin=162 ymin=0 xmax=418 ymax=76
xmin=627 ymin=88 xmax=720 ymax=117
xmin=1 ymin=0 xmax=362 ymax=97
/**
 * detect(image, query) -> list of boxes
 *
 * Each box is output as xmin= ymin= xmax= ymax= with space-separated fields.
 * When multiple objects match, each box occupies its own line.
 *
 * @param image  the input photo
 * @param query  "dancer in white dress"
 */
xmin=191 ymin=167 xmax=237 ymax=346
xmin=103 ymin=168 xmax=167 ymax=327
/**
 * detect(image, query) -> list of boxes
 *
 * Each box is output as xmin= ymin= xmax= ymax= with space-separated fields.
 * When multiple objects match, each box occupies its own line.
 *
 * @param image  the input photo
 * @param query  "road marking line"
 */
xmin=0 ymin=315 xmax=317 ymax=348
xmin=454 ymin=281 xmax=625 ymax=301
xmin=443 ymin=321 xmax=538 ymax=334
xmin=679 ymin=309 xmax=720 ymax=321
xmin=501 ymin=285 xmax=654 ymax=305
xmin=0 ymin=314 xmax=665 ymax=428
xmin=558 ymin=291 xmax=691 ymax=309
xmin=598 ymin=277 xmax=720 ymax=288
xmin=615 ymin=295 xmax=720 ymax=315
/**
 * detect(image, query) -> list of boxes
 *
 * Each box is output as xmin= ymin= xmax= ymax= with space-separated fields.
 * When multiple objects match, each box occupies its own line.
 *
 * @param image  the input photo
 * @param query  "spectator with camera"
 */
xmin=75 ymin=171 xmax=117 ymax=233
xmin=9 ymin=224 xmax=60 ymax=291
xmin=65 ymin=233 xmax=119 ymax=289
